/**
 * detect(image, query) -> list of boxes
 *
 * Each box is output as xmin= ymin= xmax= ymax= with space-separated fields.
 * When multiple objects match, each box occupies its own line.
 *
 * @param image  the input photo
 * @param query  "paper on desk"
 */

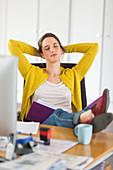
xmin=0 ymin=151 xmax=94 ymax=170
xmin=17 ymin=121 xmax=40 ymax=135
xmin=33 ymin=138 xmax=78 ymax=154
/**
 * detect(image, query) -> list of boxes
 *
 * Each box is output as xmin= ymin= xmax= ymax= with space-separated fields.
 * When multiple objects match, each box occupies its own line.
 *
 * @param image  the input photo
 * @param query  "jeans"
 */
xmin=43 ymin=107 xmax=90 ymax=128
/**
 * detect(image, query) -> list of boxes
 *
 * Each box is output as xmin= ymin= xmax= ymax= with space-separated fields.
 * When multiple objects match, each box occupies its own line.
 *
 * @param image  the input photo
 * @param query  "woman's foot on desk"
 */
xmin=86 ymin=113 xmax=113 ymax=133
xmin=80 ymin=89 xmax=110 ymax=124
xmin=79 ymin=109 xmax=113 ymax=133
xmin=91 ymin=89 xmax=110 ymax=116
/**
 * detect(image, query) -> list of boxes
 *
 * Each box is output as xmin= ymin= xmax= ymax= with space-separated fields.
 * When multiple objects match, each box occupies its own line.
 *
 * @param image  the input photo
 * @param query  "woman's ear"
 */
xmin=61 ymin=46 xmax=66 ymax=55
xmin=41 ymin=53 xmax=45 ymax=59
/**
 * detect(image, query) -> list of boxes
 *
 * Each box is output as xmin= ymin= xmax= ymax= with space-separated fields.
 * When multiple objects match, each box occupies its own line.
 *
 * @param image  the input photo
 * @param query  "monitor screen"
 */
xmin=0 ymin=55 xmax=18 ymax=138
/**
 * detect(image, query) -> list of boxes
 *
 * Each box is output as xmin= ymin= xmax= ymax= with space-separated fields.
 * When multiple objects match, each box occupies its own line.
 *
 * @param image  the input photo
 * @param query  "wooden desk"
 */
xmin=40 ymin=124 xmax=113 ymax=169
xmin=0 ymin=124 xmax=113 ymax=169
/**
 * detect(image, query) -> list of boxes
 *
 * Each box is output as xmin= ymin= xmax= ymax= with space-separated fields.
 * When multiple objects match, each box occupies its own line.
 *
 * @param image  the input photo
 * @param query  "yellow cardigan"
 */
xmin=8 ymin=40 xmax=99 ymax=120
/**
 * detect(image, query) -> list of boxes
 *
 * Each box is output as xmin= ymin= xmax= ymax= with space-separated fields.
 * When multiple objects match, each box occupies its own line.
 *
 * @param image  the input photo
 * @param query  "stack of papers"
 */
xmin=17 ymin=122 xmax=40 ymax=135
xmin=33 ymin=138 xmax=78 ymax=154
xmin=0 ymin=151 xmax=93 ymax=170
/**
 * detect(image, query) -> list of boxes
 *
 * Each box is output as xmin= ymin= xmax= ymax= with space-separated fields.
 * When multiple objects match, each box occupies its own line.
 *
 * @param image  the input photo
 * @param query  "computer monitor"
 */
xmin=0 ymin=55 xmax=18 ymax=138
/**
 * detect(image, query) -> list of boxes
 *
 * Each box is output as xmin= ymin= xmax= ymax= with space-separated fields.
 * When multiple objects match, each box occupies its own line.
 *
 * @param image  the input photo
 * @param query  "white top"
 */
xmin=32 ymin=80 xmax=72 ymax=113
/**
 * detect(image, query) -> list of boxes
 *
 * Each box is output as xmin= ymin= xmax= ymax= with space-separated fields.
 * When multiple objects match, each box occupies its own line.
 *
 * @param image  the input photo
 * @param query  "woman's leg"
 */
xmin=43 ymin=89 xmax=112 ymax=131
xmin=43 ymin=109 xmax=79 ymax=128
xmin=43 ymin=107 xmax=113 ymax=133
xmin=43 ymin=108 xmax=93 ymax=128
xmin=74 ymin=108 xmax=94 ymax=124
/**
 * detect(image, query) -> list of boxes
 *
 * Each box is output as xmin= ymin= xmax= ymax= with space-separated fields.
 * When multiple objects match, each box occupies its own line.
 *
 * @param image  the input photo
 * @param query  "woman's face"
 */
xmin=41 ymin=37 xmax=63 ymax=63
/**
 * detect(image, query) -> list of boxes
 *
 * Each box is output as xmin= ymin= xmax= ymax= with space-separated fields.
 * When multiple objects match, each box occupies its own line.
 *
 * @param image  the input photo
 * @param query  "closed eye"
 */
xmin=44 ymin=43 xmax=59 ymax=50
xmin=45 ymin=46 xmax=58 ymax=50
xmin=45 ymin=48 xmax=50 ymax=50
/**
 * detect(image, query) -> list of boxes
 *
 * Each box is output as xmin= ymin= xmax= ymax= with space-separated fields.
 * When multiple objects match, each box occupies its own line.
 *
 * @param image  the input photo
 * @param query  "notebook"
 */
xmin=26 ymin=95 xmax=102 ymax=123
xmin=26 ymin=100 xmax=58 ymax=123
xmin=85 ymin=96 xmax=102 ymax=109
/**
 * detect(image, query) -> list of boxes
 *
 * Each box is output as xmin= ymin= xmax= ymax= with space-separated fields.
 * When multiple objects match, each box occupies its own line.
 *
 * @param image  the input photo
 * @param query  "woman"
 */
xmin=8 ymin=33 xmax=113 ymax=133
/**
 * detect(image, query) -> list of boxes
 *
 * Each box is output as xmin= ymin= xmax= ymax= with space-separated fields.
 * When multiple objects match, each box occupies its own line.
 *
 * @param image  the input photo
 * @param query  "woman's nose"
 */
xmin=51 ymin=47 xmax=55 ymax=53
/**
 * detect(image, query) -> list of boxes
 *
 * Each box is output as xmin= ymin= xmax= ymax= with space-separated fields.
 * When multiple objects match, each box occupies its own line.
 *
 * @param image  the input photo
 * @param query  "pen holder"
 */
xmin=39 ymin=127 xmax=51 ymax=145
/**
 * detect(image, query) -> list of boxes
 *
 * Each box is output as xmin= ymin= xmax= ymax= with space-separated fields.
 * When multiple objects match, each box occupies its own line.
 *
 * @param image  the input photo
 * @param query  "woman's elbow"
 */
xmin=8 ymin=39 xmax=14 ymax=48
xmin=95 ymin=43 xmax=99 ymax=51
xmin=8 ymin=39 xmax=15 ymax=54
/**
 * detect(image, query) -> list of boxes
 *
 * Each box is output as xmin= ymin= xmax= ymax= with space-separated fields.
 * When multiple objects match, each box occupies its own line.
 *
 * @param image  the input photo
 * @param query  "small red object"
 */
xmin=39 ymin=127 xmax=51 ymax=145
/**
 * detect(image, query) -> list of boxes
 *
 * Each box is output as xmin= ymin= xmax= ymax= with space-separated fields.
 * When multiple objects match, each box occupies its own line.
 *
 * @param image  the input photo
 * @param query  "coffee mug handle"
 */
xmin=74 ymin=126 xmax=78 ymax=136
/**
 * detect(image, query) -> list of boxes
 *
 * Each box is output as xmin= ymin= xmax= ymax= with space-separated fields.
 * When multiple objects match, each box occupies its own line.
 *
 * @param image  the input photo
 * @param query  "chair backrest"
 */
xmin=31 ymin=63 xmax=87 ymax=109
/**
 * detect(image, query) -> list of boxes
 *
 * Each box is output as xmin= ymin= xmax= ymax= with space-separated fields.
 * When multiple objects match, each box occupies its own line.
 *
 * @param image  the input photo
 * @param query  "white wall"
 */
xmin=70 ymin=0 xmax=104 ymax=101
xmin=101 ymin=0 xmax=113 ymax=112
xmin=0 ymin=0 xmax=113 ymax=112
xmin=0 ymin=0 xmax=7 ymax=54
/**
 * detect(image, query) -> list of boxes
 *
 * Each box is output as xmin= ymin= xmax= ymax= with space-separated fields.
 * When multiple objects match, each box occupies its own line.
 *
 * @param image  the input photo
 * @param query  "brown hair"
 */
xmin=38 ymin=32 xmax=65 ymax=55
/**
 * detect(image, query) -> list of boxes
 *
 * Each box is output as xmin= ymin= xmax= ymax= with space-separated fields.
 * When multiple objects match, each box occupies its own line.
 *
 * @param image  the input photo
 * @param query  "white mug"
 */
xmin=74 ymin=124 xmax=93 ymax=145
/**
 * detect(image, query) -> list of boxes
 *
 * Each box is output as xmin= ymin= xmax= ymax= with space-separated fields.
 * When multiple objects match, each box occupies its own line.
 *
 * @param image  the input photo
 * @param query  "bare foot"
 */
xmin=80 ymin=109 xmax=95 ymax=123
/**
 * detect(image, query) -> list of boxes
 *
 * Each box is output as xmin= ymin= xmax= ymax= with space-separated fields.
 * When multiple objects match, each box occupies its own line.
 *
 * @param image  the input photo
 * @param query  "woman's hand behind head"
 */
xmin=36 ymin=49 xmax=45 ymax=59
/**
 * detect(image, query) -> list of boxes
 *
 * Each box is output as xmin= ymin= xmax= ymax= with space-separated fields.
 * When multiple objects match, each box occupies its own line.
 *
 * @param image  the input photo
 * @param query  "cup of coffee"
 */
xmin=74 ymin=124 xmax=93 ymax=145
